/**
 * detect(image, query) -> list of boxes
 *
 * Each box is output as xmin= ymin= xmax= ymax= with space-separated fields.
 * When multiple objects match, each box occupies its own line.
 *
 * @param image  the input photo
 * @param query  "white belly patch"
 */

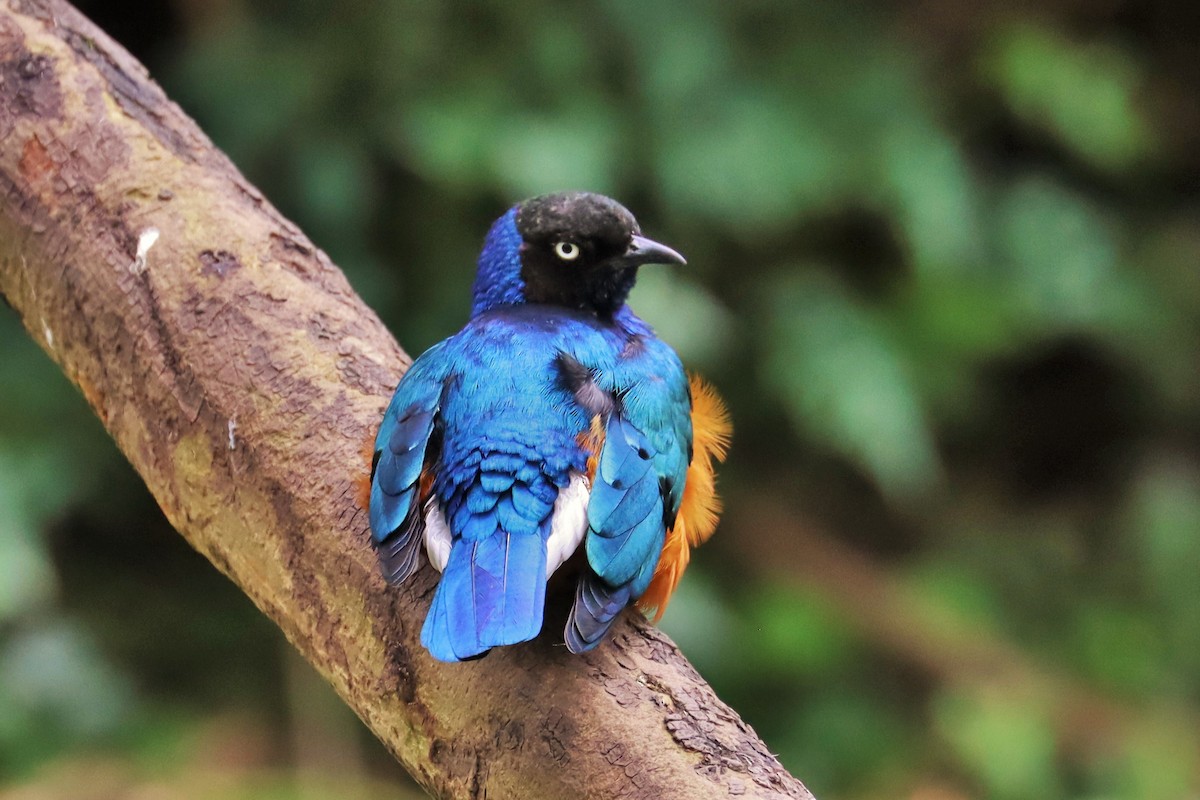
xmin=423 ymin=472 xmax=591 ymax=576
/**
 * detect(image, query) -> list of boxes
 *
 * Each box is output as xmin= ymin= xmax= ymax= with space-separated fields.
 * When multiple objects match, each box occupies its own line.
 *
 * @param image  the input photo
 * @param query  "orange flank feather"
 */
xmin=577 ymin=414 xmax=606 ymax=483
xmin=637 ymin=374 xmax=731 ymax=620
xmin=353 ymin=431 xmax=375 ymax=511
xmin=418 ymin=466 xmax=435 ymax=504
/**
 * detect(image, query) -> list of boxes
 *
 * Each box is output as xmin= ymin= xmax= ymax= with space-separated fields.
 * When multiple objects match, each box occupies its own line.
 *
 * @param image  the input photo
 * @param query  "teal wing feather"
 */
xmin=369 ymin=341 xmax=453 ymax=584
xmin=584 ymin=413 xmax=668 ymax=585
xmin=566 ymin=342 xmax=692 ymax=652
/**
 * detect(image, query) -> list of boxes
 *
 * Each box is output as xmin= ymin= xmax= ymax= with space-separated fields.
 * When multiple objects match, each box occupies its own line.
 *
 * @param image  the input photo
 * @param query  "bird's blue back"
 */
xmin=369 ymin=195 xmax=696 ymax=661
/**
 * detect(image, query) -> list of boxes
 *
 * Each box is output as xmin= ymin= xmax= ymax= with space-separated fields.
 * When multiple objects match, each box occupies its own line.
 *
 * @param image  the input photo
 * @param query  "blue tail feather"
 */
xmin=421 ymin=528 xmax=548 ymax=662
xmin=420 ymin=570 xmax=459 ymax=661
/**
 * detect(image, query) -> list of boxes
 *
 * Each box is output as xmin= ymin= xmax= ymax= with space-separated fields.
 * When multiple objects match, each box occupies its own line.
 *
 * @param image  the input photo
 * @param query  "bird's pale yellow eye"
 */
xmin=554 ymin=241 xmax=580 ymax=261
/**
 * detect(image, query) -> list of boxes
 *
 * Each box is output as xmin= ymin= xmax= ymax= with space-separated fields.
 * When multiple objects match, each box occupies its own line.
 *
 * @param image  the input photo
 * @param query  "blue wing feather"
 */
xmin=375 ymin=408 xmax=435 ymax=496
xmin=585 ymin=413 xmax=666 ymax=586
xmin=565 ymin=572 xmax=633 ymax=652
xmin=368 ymin=343 xmax=453 ymax=585
xmin=565 ymin=545 xmax=660 ymax=653
xmin=567 ymin=337 xmax=692 ymax=653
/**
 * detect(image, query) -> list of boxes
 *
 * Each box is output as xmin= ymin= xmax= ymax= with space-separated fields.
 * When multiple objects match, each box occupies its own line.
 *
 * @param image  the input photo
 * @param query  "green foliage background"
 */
xmin=2 ymin=1 xmax=1199 ymax=797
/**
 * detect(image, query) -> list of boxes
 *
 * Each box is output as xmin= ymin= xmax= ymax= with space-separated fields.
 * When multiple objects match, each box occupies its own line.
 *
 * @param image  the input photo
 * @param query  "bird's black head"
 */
xmin=470 ymin=192 xmax=685 ymax=318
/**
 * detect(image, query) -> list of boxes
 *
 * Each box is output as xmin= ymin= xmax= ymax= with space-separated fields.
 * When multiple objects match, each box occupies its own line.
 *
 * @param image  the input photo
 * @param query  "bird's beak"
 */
xmin=621 ymin=235 xmax=687 ymax=268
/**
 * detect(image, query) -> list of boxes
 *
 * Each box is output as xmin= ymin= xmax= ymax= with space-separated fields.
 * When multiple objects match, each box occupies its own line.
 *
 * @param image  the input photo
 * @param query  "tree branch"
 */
xmin=0 ymin=2 xmax=811 ymax=798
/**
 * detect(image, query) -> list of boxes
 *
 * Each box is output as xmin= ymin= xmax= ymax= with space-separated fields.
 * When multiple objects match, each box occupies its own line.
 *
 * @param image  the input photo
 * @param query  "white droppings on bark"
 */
xmin=130 ymin=227 xmax=160 ymax=274
xmin=227 ymin=417 xmax=237 ymax=450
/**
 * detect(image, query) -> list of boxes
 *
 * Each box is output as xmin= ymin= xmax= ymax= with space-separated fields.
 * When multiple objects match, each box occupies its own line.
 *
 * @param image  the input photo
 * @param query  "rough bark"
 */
xmin=0 ymin=2 xmax=812 ymax=798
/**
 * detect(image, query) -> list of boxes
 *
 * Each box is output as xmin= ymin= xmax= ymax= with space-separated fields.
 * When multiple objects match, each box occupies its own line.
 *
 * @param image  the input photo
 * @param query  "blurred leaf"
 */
xmin=1126 ymin=223 xmax=1200 ymax=412
xmin=656 ymin=571 xmax=737 ymax=671
xmin=743 ymin=583 xmax=856 ymax=678
xmin=169 ymin=25 xmax=320 ymax=164
xmin=0 ymin=449 xmax=78 ymax=622
xmin=762 ymin=273 xmax=940 ymax=499
xmin=892 ymin=276 xmax=1017 ymax=419
xmin=780 ymin=687 xmax=916 ymax=797
xmin=488 ymin=108 xmax=622 ymax=197
xmin=903 ymin=558 xmax=1001 ymax=633
xmin=629 ymin=269 xmax=734 ymax=366
xmin=1072 ymin=602 xmax=1165 ymax=696
xmin=601 ymin=0 xmax=731 ymax=108
xmin=999 ymin=177 xmax=1121 ymax=329
xmin=0 ymin=503 xmax=54 ymax=623
xmin=934 ymin=688 xmax=1060 ymax=800
xmin=658 ymin=91 xmax=841 ymax=231
xmin=1123 ymin=457 xmax=1200 ymax=684
xmin=0 ymin=621 xmax=134 ymax=773
xmin=1098 ymin=714 xmax=1200 ymax=800
xmin=291 ymin=137 xmax=376 ymax=239
xmin=392 ymin=91 xmax=505 ymax=189
xmin=984 ymin=24 xmax=1155 ymax=172
xmin=880 ymin=121 xmax=982 ymax=277
xmin=1128 ymin=458 xmax=1200 ymax=598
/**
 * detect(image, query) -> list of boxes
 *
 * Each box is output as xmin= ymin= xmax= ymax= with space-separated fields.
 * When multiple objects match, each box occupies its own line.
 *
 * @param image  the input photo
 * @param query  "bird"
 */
xmin=367 ymin=191 xmax=730 ymax=662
